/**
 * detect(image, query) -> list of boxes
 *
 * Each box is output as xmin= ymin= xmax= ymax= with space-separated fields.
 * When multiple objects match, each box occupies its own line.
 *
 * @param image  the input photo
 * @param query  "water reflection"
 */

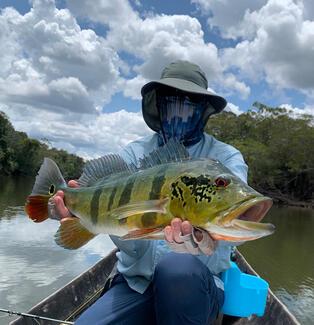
xmin=0 ymin=176 xmax=115 ymax=324
xmin=0 ymin=176 xmax=34 ymax=216
xmin=240 ymin=205 xmax=314 ymax=324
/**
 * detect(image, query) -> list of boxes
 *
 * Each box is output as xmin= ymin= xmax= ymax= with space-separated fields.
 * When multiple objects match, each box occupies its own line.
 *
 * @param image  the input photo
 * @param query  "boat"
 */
xmin=10 ymin=249 xmax=299 ymax=325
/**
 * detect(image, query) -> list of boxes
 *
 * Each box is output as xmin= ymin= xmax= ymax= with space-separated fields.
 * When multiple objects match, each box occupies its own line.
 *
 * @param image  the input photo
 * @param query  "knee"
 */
xmin=154 ymin=253 xmax=209 ymax=291
xmin=155 ymin=252 xmax=207 ymax=278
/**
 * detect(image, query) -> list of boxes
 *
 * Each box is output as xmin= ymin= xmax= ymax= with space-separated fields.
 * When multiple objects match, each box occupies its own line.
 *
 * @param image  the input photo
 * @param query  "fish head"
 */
xmin=169 ymin=159 xmax=274 ymax=242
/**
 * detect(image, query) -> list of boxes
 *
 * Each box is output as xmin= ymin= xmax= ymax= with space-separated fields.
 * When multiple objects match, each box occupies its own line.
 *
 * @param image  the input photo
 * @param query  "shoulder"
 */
xmin=204 ymin=134 xmax=240 ymax=157
xmin=119 ymin=133 xmax=159 ymax=164
xmin=203 ymin=134 xmax=248 ymax=183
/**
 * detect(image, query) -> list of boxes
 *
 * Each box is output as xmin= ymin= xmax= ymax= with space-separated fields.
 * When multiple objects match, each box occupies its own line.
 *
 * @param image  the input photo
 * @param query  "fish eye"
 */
xmin=214 ymin=176 xmax=231 ymax=188
xmin=49 ymin=184 xmax=55 ymax=195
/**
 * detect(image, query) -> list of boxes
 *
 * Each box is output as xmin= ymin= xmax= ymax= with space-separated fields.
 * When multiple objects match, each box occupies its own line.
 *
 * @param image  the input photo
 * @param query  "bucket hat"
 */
xmin=141 ymin=60 xmax=227 ymax=132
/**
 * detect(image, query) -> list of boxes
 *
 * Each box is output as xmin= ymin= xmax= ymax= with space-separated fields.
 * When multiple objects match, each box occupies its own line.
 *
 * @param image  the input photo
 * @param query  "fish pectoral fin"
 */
xmin=121 ymin=227 xmax=165 ymax=240
xmin=111 ymin=197 xmax=169 ymax=220
xmin=55 ymin=217 xmax=96 ymax=249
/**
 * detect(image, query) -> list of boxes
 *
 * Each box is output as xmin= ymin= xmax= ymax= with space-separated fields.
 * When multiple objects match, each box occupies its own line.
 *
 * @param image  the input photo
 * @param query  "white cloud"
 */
xmin=2 ymin=104 xmax=152 ymax=159
xmin=66 ymin=0 xmax=139 ymax=28
xmin=0 ymin=1 xmax=121 ymax=114
xmin=225 ymin=102 xmax=245 ymax=115
xmin=122 ymin=75 xmax=149 ymax=100
xmin=279 ymin=103 xmax=314 ymax=119
xmin=107 ymin=14 xmax=224 ymax=83
xmin=67 ymin=0 xmax=249 ymax=98
xmin=221 ymin=0 xmax=314 ymax=97
xmin=191 ymin=0 xmax=267 ymax=39
xmin=0 ymin=63 xmax=95 ymax=113
xmin=221 ymin=74 xmax=250 ymax=99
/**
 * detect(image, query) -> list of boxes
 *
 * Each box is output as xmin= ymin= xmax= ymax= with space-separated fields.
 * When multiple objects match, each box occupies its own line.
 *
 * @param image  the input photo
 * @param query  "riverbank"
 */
xmin=260 ymin=190 xmax=313 ymax=209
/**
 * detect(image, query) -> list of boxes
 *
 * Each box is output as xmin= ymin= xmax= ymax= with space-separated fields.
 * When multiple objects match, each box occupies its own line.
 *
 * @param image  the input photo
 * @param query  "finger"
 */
xmin=68 ymin=180 xmax=79 ymax=188
xmin=61 ymin=216 xmax=78 ymax=224
xmin=198 ymin=235 xmax=217 ymax=255
xmin=181 ymin=221 xmax=192 ymax=236
xmin=54 ymin=190 xmax=64 ymax=199
xmin=54 ymin=196 xmax=71 ymax=219
xmin=164 ymin=226 xmax=174 ymax=243
xmin=171 ymin=218 xmax=183 ymax=243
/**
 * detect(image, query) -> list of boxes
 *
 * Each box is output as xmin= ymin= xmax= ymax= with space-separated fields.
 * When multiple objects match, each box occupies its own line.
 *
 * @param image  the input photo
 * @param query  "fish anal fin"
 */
xmin=121 ymin=227 xmax=164 ymax=240
xmin=55 ymin=217 xmax=96 ymax=249
xmin=113 ymin=198 xmax=169 ymax=220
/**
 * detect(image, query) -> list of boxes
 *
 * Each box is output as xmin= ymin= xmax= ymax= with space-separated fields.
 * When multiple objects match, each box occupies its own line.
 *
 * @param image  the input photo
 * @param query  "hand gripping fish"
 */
xmin=25 ymin=141 xmax=274 ymax=249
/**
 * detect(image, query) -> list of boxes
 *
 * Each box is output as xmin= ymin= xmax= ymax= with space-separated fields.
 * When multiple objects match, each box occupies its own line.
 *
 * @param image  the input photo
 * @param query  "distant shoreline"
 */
xmin=259 ymin=189 xmax=313 ymax=209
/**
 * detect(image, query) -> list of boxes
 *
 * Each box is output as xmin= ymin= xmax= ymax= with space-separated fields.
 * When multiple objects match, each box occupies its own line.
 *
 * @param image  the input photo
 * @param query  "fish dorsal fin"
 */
xmin=78 ymin=154 xmax=137 ymax=187
xmin=139 ymin=139 xmax=189 ymax=169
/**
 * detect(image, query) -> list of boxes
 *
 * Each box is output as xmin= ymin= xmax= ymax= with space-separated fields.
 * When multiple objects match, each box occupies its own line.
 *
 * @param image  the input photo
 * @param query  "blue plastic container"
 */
xmin=220 ymin=262 xmax=269 ymax=317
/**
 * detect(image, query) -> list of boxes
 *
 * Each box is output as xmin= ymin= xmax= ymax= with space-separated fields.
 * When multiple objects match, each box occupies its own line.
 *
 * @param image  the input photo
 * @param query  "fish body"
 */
xmin=25 ymin=142 xmax=274 ymax=249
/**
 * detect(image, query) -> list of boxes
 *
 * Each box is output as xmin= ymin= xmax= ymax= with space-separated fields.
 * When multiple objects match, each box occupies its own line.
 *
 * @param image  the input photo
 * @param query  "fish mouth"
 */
xmin=206 ymin=197 xmax=275 ymax=242
xmin=220 ymin=196 xmax=273 ymax=224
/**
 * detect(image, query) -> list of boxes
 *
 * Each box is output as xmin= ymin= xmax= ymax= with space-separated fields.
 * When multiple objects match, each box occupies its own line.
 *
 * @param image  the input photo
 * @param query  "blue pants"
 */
xmin=75 ymin=253 xmax=224 ymax=325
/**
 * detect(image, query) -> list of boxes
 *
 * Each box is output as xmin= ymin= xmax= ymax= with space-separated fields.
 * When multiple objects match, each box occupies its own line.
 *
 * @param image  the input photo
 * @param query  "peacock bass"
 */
xmin=25 ymin=141 xmax=274 ymax=250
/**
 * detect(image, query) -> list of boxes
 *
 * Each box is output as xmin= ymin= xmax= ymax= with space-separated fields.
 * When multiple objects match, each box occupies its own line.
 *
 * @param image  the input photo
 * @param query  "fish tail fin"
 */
xmin=55 ymin=218 xmax=96 ymax=249
xmin=25 ymin=158 xmax=67 ymax=223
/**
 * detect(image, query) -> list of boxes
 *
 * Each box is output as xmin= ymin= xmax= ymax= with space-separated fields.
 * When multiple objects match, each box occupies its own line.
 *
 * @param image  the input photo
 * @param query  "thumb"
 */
xmin=54 ymin=195 xmax=72 ymax=219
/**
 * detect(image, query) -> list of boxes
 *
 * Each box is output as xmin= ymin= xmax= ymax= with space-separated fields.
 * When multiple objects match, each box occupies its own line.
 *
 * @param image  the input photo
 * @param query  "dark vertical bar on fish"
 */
xmin=107 ymin=186 xmax=117 ymax=212
xmin=90 ymin=187 xmax=103 ymax=224
xmin=140 ymin=167 xmax=167 ymax=227
xmin=118 ymin=176 xmax=136 ymax=206
xmin=149 ymin=167 xmax=167 ymax=200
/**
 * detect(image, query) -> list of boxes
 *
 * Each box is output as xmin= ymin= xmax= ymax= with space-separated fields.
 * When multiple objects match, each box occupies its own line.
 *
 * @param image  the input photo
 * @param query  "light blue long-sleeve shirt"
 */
xmin=110 ymin=133 xmax=248 ymax=294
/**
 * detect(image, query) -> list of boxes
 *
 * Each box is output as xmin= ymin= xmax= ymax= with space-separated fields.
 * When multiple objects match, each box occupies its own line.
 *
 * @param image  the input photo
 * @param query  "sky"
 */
xmin=1 ymin=0 xmax=314 ymax=158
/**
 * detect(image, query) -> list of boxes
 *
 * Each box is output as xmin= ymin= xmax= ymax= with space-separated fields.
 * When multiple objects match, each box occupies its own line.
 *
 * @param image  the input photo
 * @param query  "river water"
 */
xmin=0 ymin=176 xmax=313 ymax=324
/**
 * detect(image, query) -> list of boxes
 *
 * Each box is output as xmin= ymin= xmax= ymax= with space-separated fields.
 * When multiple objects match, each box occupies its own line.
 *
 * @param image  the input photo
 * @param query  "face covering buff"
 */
xmin=157 ymin=94 xmax=206 ymax=146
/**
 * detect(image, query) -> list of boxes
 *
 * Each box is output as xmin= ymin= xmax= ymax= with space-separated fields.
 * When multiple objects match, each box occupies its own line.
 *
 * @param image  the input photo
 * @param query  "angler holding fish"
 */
xmin=26 ymin=61 xmax=274 ymax=325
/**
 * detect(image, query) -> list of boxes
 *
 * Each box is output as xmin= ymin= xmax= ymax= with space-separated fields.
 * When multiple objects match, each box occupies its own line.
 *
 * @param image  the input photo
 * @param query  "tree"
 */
xmin=205 ymin=103 xmax=314 ymax=205
xmin=0 ymin=111 xmax=84 ymax=179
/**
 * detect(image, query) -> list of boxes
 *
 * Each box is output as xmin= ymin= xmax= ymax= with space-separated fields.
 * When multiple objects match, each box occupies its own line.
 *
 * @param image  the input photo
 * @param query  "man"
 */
xmin=54 ymin=61 xmax=248 ymax=324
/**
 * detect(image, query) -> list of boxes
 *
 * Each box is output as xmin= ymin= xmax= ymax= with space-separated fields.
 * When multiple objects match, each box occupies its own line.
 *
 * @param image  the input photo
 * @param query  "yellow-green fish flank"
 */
xmin=25 ymin=142 xmax=275 ymax=250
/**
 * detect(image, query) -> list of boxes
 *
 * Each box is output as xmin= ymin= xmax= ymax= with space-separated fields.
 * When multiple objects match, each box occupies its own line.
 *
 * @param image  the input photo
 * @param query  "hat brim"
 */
xmin=141 ymin=77 xmax=227 ymax=133
xmin=141 ymin=77 xmax=227 ymax=112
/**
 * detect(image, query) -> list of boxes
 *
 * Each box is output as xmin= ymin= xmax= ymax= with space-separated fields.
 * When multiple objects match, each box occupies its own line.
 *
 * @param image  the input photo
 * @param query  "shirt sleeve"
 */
xmin=223 ymin=151 xmax=248 ymax=184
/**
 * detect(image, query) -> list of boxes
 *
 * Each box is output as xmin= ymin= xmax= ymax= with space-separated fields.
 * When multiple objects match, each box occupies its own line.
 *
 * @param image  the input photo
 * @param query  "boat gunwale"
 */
xmin=9 ymin=249 xmax=118 ymax=325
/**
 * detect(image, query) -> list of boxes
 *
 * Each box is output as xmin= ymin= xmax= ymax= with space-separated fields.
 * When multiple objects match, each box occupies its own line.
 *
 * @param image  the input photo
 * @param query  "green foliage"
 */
xmin=205 ymin=102 xmax=314 ymax=204
xmin=0 ymin=111 xmax=84 ymax=179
